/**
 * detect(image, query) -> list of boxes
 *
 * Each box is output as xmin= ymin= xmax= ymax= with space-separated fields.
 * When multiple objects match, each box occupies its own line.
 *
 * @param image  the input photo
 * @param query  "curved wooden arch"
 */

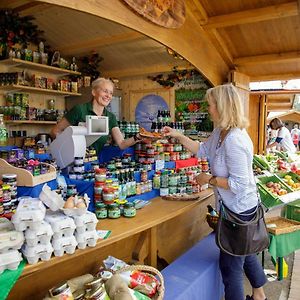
xmin=36 ymin=0 xmax=228 ymax=85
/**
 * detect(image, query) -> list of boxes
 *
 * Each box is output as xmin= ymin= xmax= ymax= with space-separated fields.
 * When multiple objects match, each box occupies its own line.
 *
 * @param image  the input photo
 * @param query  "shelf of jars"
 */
xmin=4 ymin=120 xmax=57 ymax=125
xmin=0 ymin=84 xmax=81 ymax=96
xmin=0 ymin=58 xmax=81 ymax=76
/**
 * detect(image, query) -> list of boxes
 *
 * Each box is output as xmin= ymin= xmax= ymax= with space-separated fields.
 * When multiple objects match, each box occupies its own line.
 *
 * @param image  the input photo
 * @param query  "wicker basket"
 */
xmin=115 ymin=264 xmax=164 ymax=300
xmin=266 ymin=216 xmax=300 ymax=235
xmin=206 ymin=213 xmax=219 ymax=231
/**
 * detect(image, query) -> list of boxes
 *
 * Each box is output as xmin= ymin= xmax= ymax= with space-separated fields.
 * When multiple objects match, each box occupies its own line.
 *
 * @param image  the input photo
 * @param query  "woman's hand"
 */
xmin=195 ymin=173 xmax=211 ymax=186
xmin=162 ymin=126 xmax=181 ymax=138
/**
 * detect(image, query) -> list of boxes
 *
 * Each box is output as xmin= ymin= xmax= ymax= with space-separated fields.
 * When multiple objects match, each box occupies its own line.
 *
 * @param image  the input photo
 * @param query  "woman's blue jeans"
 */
xmin=219 ymin=206 xmax=267 ymax=300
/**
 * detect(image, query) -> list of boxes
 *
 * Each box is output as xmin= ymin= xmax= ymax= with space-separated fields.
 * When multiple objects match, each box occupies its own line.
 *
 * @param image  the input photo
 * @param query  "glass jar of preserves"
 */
xmin=153 ymin=173 xmax=161 ymax=189
xmin=49 ymin=282 xmax=73 ymax=299
xmin=140 ymin=170 xmax=148 ymax=182
xmin=160 ymin=171 xmax=169 ymax=188
xmin=177 ymin=184 xmax=186 ymax=194
xmin=95 ymin=202 xmax=107 ymax=219
xmin=160 ymin=187 xmax=169 ymax=196
xmin=146 ymin=145 xmax=155 ymax=155
xmin=186 ymin=184 xmax=193 ymax=194
xmin=108 ymin=203 xmax=121 ymax=219
xmin=158 ymin=152 xmax=165 ymax=161
xmin=164 ymin=152 xmax=170 ymax=162
xmin=94 ymin=182 xmax=104 ymax=195
xmin=95 ymin=168 xmax=106 ymax=182
xmin=169 ymin=186 xmax=177 ymax=194
xmin=123 ymin=202 xmax=136 ymax=218
xmin=165 ymin=144 xmax=174 ymax=152
xmin=170 ymin=152 xmax=177 ymax=161
xmin=102 ymin=187 xmax=115 ymax=204
xmin=168 ymin=174 xmax=177 ymax=186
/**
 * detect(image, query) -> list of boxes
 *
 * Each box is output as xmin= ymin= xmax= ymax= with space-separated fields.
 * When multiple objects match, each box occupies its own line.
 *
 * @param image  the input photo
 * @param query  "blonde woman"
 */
xmin=163 ymin=84 xmax=267 ymax=300
xmin=51 ymin=78 xmax=143 ymax=154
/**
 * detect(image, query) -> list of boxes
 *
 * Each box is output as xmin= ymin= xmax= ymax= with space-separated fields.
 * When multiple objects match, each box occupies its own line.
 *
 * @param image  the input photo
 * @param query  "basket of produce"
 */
xmin=206 ymin=213 xmax=219 ymax=231
xmin=266 ymin=216 xmax=300 ymax=235
xmin=115 ymin=264 xmax=165 ymax=300
xmin=253 ymin=155 xmax=271 ymax=171
xmin=276 ymin=172 xmax=300 ymax=191
xmin=257 ymin=184 xmax=284 ymax=209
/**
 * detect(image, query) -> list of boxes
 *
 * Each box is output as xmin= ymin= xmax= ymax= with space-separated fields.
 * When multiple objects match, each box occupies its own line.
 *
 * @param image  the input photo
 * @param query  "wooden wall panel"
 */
xmin=119 ymin=76 xmax=175 ymax=121
xmin=248 ymin=94 xmax=261 ymax=154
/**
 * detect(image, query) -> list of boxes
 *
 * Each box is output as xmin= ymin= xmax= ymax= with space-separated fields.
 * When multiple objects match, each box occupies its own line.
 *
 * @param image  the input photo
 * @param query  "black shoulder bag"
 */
xmin=215 ymin=200 xmax=269 ymax=256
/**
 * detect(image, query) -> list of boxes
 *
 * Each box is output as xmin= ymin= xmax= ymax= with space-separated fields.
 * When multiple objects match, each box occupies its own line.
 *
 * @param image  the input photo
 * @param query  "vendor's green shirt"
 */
xmin=64 ymin=101 xmax=118 ymax=154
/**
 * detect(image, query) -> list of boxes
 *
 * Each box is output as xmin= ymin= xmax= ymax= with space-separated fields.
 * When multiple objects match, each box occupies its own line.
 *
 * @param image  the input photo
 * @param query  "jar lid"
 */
xmin=103 ymin=187 xmax=114 ymax=193
xmin=108 ymin=203 xmax=118 ymax=208
xmin=124 ymin=202 xmax=134 ymax=208
xmin=2 ymin=174 xmax=17 ymax=179
xmin=96 ymin=202 xmax=106 ymax=208
xmin=95 ymin=168 xmax=106 ymax=173
xmin=74 ymin=156 xmax=83 ymax=159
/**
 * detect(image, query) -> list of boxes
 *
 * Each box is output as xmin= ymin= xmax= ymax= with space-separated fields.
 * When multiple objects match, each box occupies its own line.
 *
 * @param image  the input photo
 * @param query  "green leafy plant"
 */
xmin=0 ymin=9 xmax=45 ymax=48
xmin=148 ymin=67 xmax=201 ymax=88
xmin=79 ymin=51 xmax=103 ymax=81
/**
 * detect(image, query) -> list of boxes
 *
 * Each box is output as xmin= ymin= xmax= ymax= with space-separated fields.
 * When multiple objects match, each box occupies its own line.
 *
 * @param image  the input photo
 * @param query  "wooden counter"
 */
xmin=9 ymin=189 xmax=214 ymax=300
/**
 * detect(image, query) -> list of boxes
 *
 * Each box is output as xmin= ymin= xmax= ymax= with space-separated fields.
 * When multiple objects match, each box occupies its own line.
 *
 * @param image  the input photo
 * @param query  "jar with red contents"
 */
xmin=140 ymin=170 xmax=148 ymax=182
xmin=146 ymin=145 xmax=155 ymax=155
xmin=95 ymin=168 xmax=106 ymax=182
xmin=147 ymin=154 xmax=155 ymax=164
xmin=102 ymin=187 xmax=115 ymax=204
xmin=138 ymin=154 xmax=146 ymax=164
xmin=170 ymin=152 xmax=177 ymax=161
xmin=186 ymin=171 xmax=194 ymax=183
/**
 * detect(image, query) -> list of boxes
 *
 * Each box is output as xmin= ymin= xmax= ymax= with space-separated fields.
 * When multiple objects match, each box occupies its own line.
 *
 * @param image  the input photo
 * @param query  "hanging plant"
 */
xmin=79 ymin=51 xmax=103 ymax=81
xmin=0 ymin=9 xmax=45 ymax=48
xmin=148 ymin=67 xmax=200 ymax=88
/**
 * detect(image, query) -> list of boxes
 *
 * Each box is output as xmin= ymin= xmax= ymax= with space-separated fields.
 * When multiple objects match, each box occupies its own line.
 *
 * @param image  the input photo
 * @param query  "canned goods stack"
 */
xmin=1 ymin=174 xmax=18 ymax=214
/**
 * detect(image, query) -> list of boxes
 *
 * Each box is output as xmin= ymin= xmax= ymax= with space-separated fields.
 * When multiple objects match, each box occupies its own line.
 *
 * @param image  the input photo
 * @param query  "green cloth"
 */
xmin=0 ymin=259 xmax=25 ymax=300
xmin=268 ymin=230 xmax=300 ymax=259
xmin=64 ymin=101 xmax=118 ymax=154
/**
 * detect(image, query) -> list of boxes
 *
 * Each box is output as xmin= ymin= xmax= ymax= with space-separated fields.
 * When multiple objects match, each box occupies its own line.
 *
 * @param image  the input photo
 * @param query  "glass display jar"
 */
xmin=108 ymin=203 xmax=121 ymax=219
xmin=123 ymin=202 xmax=136 ymax=218
xmin=164 ymin=152 xmax=170 ymax=162
xmin=95 ymin=202 xmax=107 ymax=219
xmin=102 ymin=187 xmax=115 ymax=204
xmin=95 ymin=168 xmax=106 ymax=182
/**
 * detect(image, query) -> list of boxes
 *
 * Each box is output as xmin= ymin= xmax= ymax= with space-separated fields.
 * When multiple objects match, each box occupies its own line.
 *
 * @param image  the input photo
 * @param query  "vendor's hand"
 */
xmin=162 ymin=126 xmax=181 ymax=138
xmin=195 ymin=173 xmax=211 ymax=186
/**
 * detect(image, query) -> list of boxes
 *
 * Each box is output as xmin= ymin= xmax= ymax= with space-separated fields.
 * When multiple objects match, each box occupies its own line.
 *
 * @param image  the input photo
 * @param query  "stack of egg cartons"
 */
xmin=11 ymin=197 xmax=53 ymax=264
xmin=0 ymin=217 xmax=24 ymax=273
xmin=72 ymin=211 xmax=98 ymax=249
xmin=45 ymin=211 xmax=77 ymax=257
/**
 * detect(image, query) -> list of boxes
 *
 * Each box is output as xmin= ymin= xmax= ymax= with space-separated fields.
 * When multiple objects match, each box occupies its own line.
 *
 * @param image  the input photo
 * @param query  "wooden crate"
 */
xmin=265 ymin=216 xmax=300 ymax=235
xmin=0 ymin=158 xmax=56 ymax=187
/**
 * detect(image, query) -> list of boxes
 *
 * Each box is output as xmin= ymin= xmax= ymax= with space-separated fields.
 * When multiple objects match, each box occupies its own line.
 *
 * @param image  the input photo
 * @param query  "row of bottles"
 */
xmin=151 ymin=121 xmax=185 ymax=134
xmin=157 ymin=110 xmax=171 ymax=123
xmin=115 ymin=168 xmax=137 ymax=200
xmin=0 ymin=114 xmax=8 ymax=146
xmin=118 ymin=121 xmax=139 ymax=138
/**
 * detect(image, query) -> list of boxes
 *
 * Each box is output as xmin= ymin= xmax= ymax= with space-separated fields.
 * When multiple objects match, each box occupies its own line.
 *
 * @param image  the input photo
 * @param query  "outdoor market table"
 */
xmin=8 ymin=189 xmax=214 ymax=300
xmin=268 ymin=230 xmax=300 ymax=280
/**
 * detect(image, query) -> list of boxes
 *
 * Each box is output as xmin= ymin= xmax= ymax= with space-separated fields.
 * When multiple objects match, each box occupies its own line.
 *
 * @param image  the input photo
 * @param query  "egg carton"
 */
xmin=0 ymin=250 xmax=23 ymax=274
xmin=11 ymin=197 xmax=46 ymax=231
xmin=24 ymin=221 xmax=53 ymax=247
xmin=52 ymin=235 xmax=77 ymax=257
xmin=75 ymin=230 xmax=98 ymax=250
xmin=39 ymin=184 xmax=65 ymax=211
xmin=0 ymin=230 xmax=24 ymax=253
xmin=0 ymin=217 xmax=14 ymax=232
xmin=72 ymin=211 xmax=98 ymax=234
xmin=22 ymin=243 xmax=53 ymax=265
xmin=45 ymin=211 xmax=76 ymax=239
xmin=62 ymin=194 xmax=90 ymax=217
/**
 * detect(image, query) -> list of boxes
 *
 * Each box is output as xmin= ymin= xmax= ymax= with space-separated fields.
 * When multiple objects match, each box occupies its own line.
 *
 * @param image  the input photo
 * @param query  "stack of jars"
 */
xmin=1 ymin=173 xmax=18 ymax=215
xmin=158 ymin=169 xmax=202 ymax=197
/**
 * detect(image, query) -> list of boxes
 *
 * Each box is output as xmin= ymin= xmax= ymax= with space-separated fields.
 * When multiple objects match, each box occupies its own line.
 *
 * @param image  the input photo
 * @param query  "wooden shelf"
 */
xmin=4 ymin=120 xmax=57 ymax=125
xmin=0 ymin=84 xmax=81 ymax=96
xmin=0 ymin=58 xmax=81 ymax=76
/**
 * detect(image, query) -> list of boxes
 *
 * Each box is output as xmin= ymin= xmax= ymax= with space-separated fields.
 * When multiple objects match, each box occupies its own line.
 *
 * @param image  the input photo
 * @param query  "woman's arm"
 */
xmin=162 ymin=126 xmax=200 ymax=154
xmin=111 ymin=127 xmax=140 ymax=150
xmin=50 ymin=117 xmax=71 ymax=139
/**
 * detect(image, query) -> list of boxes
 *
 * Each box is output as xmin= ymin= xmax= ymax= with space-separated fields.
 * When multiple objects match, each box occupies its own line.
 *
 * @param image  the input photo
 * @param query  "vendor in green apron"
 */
xmin=50 ymin=77 xmax=142 ymax=154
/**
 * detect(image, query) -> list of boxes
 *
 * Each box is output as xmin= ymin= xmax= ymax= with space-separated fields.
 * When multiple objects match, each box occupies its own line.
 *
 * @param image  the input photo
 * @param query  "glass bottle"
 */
xmin=0 ymin=114 xmax=8 ymax=146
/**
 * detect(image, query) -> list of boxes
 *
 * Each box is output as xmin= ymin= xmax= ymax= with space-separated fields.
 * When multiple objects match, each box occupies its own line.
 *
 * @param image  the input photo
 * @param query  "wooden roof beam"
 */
xmin=59 ymin=31 xmax=146 ymax=56
xmin=103 ymin=64 xmax=194 ymax=79
xmin=202 ymin=2 xmax=298 ymax=29
xmin=235 ymin=51 xmax=300 ymax=66
xmin=187 ymin=2 xmax=233 ymax=67
xmin=251 ymin=73 xmax=300 ymax=81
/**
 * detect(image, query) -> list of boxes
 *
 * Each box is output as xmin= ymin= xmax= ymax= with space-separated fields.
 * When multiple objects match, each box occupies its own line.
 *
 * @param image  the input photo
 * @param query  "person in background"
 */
xmin=163 ymin=83 xmax=267 ymax=300
xmin=291 ymin=123 xmax=300 ymax=151
xmin=266 ymin=118 xmax=296 ymax=153
xmin=50 ymin=77 xmax=143 ymax=154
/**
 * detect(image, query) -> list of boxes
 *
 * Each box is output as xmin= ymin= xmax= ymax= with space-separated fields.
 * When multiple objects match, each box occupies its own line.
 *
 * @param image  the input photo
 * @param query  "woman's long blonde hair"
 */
xmin=205 ymin=83 xmax=249 ymax=129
